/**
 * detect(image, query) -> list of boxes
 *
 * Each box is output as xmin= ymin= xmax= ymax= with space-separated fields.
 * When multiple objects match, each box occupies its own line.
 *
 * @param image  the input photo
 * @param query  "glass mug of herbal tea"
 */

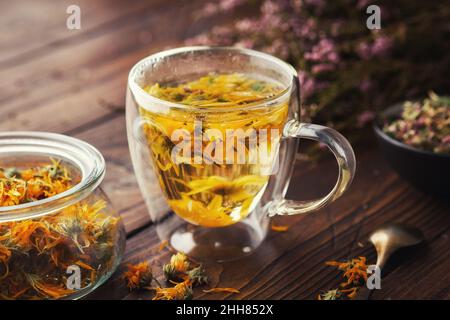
xmin=126 ymin=47 xmax=355 ymax=261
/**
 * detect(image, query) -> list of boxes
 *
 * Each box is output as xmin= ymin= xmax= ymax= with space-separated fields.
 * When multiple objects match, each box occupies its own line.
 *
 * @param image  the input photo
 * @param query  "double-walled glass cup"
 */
xmin=126 ymin=47 xmax=355 ymax=261
xmin=0 ymin=132 xmax=125 ymax=299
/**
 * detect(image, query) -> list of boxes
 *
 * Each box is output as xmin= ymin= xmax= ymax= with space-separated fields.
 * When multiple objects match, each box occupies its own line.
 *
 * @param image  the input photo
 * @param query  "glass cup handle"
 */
xmin=268 ymin=119 xmax=356 ymax=216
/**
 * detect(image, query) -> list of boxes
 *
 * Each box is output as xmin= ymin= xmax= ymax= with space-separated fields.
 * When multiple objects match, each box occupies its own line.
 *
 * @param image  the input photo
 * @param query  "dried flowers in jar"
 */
xmin=0 ymin=132 xmax=125 ymax=300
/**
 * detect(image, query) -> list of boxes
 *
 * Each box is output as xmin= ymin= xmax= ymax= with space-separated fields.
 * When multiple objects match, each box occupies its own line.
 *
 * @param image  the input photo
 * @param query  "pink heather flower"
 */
xmin=202 ymin=3 xmax=219 ymax=15
xmin=293 ymin=18 xmax=317 ymax=40
xmin=357 ymin=36 xmax=393 ymax=60
xmin=359 ymin=78 xmax=373 ymax=93
xmin=305 ymin=39 xmax=339 ymax=64
xmin=298 ymin=70 xmax=330 ymax=100
xmin=220 ymin=0 xmax=247 ymax=11
xmin=199 ymin=0 xmax=247 ymax=17
xmin=291 ymin=0 xmax=303 ymax=13
xmin=311 ymin=63 xmax=335 ymax=74
xmin=302 ymin=78 xmax=316 ymax=99
xmin=442 ymin=135 xmax=450 ymax=144
xmin=261 ymin=0 xmax=282 ymax=16
xmin=371 ymin=36 xmax=393 ymax=57
xmin=328 ymin=51 xmax=339 ymax=63
xmin=184 ymin=33 xmax=214 ymax=46
xmin=357 ymin=0 xmax=372 ymax=9
xmin=305 ymin=0 xmax=325 ymax=12
xmin=264 ymin=39 xmax=289 ymax=59
xmin=313 ymin=81 xmax=330 ymax=93
xmin=261 ymin=13 xmax=282 ymax=29
xmin=331 ymin=20 xmax=344 ymax=37
xmin=298 ymin=70 xmax=309 ymax=87
xmin=260 ymin=1 xmax=285 ymax=26
xmin=235 ymin=19 xmax=258 ymax=32
xmin=357 ymin=111 xmax=375 ymax=127
xmin=298 ymin=71 xmax=314 ymax=99
xmin=279 ymin=21 xmax=291 ymax=32
xmin=210 ymin=26 xmax=234 ymax=45
xmin=356 ymin=42 xmax=372 ymax=60
xmin=234 ymin=39 xmax=255 ymax=49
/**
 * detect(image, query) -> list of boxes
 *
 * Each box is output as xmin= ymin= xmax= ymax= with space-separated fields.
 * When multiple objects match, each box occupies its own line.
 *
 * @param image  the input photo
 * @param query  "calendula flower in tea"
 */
xmin=140 ymin=73 xmax=288 ymax=227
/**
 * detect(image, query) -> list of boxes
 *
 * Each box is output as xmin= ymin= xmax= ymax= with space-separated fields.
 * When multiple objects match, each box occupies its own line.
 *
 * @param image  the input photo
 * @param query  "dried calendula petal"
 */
xmin=26 ymin=274 xmax=75 ymax=299
xmin=203 ymin=287 xmax=240 ymax=294
xmin=319 ymin=256 xmax=370 ymax=300
xmin=158 ymin=240 xmax=169 ymax=252
xmin=124 ymin=253 xmax=241 ymax=300
xmin=340 ymin=287 xmax=359 ymax=299
xmin=326 ymin=256 xmax=368 ymax=286
xmin=271 ymin=222 xmax=289 ymax=232
xmin=153 ymin=279 xmax=193 ymax=300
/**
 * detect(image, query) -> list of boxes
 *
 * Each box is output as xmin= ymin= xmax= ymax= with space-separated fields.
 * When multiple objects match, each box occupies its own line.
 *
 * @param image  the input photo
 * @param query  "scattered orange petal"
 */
xmin=271 ymin=223 xmax=289 ymax=232
xmin=158 ymin=240 xmax=169 ymax=252
xmin=203 ymin=287 xmax=240 ymax=294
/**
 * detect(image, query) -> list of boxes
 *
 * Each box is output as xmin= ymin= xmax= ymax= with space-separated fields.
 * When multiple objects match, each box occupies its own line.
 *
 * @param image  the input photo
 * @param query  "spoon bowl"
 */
xmin=369 ymin=223 xmax=424 ymax=269
xmin=354 ymin=223 xmax=424 ymax=300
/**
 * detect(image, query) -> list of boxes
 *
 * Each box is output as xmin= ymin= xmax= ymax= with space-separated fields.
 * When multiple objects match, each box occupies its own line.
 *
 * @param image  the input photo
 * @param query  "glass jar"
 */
xmin=0 ymin=132 xmax=125 ymax=299
xmin=126 ymin=47 xmax=355 ymax=261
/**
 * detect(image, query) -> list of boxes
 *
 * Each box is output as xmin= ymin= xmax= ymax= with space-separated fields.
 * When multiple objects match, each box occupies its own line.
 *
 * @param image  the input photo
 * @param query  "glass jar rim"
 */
xmin=0 ymin=131 xmax=105 ymax=221
xmin=128 ymin=46 xmax=297 ymax=113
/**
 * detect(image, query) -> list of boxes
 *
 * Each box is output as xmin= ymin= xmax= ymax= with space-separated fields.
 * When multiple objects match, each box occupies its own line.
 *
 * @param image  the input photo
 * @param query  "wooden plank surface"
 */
xmin=1 ymin=0 xmax=449 ymax=300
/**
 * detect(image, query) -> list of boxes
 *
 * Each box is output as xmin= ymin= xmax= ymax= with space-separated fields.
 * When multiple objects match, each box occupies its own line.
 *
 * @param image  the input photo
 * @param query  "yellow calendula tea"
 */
xmin=140 ymin=73 xmax=288 ymax=227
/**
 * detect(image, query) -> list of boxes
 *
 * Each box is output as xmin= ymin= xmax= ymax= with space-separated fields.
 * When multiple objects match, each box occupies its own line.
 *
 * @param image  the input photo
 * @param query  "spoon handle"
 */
xmin=376 ymin=251 xmax=389 ymax=270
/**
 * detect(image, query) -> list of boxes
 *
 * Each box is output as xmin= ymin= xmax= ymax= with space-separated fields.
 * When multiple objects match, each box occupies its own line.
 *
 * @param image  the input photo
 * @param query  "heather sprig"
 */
xmin=187 ymin=0 xmax=450 ymax=142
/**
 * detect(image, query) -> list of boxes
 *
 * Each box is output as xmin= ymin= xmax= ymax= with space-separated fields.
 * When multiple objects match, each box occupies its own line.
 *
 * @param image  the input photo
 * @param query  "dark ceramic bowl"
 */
xmin=373 ymin=103 xmax=450 ymax=198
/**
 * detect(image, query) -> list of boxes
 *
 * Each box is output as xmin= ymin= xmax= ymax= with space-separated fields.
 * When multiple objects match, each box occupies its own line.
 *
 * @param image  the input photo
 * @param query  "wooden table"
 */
xmin=1 ymin=0 xmax=449 ymax=300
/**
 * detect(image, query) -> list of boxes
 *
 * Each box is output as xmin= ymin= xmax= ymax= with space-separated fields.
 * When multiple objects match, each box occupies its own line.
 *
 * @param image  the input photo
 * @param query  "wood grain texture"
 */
xmin=1 ymin=0 xmax=449 ymax=300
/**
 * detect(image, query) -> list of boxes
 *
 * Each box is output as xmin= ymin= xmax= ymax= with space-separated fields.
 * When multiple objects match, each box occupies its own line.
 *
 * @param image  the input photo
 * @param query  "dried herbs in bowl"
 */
xmin=382 ymin=92 xmax=450 ymax=155
xmin=374 ymin=93 xmax=450 ymax=197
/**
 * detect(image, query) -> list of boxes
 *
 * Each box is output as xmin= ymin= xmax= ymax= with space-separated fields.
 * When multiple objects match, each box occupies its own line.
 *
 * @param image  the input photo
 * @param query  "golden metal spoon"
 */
xmin=370 ymin=223 xmax=424 ymax=270
xmin=354 ymin=223 xmax=424 ymax=300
